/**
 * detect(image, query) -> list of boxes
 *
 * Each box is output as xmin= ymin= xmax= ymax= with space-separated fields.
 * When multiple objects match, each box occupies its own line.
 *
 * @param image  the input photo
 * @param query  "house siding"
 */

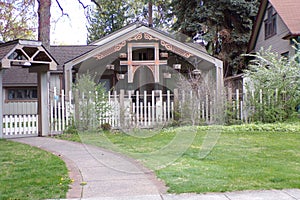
xmin=254 ymin=3 xmax=294 ymax=56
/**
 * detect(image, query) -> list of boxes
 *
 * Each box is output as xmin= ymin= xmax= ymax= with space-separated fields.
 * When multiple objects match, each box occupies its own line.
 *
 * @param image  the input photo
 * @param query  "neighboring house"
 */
xmin=225 ymin=0 xmax=300 ymax=95
xmin=248 ymin=0 xmax=300 ymax=56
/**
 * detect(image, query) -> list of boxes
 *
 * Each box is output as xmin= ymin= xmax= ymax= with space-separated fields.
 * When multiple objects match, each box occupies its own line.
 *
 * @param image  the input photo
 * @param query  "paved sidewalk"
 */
xmin=11 ymin=137 xmax=300 ymax=200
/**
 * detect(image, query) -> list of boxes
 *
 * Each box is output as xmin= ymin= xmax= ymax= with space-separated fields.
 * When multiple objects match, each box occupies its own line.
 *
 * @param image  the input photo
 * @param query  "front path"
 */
xmin=12 ymin=137 xmax=167 ymax=199
xmin=11 ymin=137 xmax=300 ymax=200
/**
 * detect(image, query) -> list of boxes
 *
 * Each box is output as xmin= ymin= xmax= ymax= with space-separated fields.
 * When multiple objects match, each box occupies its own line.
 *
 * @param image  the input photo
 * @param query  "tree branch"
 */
xmin=90 ymin=0 xmax=101 ymax=9
xmin=55 ymin=0 xmax=69 ymax=17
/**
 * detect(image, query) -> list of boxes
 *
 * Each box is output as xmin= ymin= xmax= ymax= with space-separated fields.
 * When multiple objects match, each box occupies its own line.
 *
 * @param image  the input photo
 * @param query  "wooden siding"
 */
xmin=254 ymin=3 xmax=295 ymax=56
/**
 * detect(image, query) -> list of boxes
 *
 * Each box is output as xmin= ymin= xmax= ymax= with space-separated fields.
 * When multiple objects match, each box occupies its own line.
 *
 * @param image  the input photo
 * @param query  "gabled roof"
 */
xmin=0 ymin=40 xmax=18 ymax=60
xmin=67 ymin=23 xmax=221 ymax=69
xmin=0 ymin=39 xmax=58 ymax=86
xmin=270 ymin=0 xmax=300 ymax=35
xmin=248 ymin=0 xmax=300 ymax=52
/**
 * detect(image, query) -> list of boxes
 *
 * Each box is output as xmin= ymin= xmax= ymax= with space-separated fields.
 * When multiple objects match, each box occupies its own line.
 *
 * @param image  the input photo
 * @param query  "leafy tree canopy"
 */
xmin=0 ymin=0 xmax=37 ymax=42
xmin=170 ymin=0 xmax=260 ymax=77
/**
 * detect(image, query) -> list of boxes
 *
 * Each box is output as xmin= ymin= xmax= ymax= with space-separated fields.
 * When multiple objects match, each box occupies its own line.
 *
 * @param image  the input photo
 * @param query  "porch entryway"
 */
xmin=0 ymin=40 xmax=57 ymax=138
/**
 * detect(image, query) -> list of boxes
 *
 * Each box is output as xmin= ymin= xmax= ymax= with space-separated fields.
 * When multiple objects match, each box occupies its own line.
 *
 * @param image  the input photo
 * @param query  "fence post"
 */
xmin=120 ymin=89 xmax=125 ymax=126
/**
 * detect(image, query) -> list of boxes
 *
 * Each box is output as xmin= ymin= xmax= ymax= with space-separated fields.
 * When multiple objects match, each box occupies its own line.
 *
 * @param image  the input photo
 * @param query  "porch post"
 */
xmin=0 ymin=70 xmax=3 ymax=138
xmin=64 ymin=63 xmax=73 ymax=95
xmin=215 ymin=60 xmax=224 ymax=123
xmin=37 ymin=71 xmax=50 ymax=136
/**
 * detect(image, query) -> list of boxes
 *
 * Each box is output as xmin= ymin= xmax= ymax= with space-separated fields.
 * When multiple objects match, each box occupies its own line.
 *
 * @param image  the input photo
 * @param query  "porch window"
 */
xmin=264 ymin=6 xmax=277 ymax=39
xmin=7 ymin=87 xmax=37 ymax=101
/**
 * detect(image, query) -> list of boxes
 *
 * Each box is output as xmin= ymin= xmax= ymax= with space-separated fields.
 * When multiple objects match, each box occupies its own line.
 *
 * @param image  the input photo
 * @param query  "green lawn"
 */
xmin=0 ymin=139 xmax=70 ymax=200
xmin=56 ymin=123 xmax=300 ymax=193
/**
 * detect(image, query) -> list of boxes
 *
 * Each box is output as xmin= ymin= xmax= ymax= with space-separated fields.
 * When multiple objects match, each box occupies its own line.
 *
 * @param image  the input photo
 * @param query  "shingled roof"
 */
xmin=0 ymin=40 xmax=19 ymax=61
xmin=270 ymin=0 xmax=300 ymax=35
xmin=248 ymin=0 xmax=300 ymax=52
xmin=49 ymin=45 xmax=97 ymax=71
xmin=1 ymin=43 xmax=97 ymax=86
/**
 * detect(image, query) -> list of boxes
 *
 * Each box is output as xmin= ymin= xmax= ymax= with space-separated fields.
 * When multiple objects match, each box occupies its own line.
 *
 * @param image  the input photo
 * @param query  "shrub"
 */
xmin=101 ymin=123 xmax=111 ymax=131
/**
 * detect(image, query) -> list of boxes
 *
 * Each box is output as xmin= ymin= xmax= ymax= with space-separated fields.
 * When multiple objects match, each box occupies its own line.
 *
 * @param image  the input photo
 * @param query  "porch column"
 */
xmin=0 ymin=70 xmax=3 ymax=138
xmin=37 ymin=71 xmax=50 ymax=136
xmin=64 ymin=63 xmax=73 ymax=96
xmin=215 ymin=60 xmax=224 ymax=124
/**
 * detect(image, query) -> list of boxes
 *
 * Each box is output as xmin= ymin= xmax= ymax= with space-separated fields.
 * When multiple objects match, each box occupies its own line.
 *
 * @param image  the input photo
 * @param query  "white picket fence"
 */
xmin=3 ymin=87 xmax=281 ymax=137
xmin=2 ymin=114 xmax=38 ymax=137
xmin=49 ymin=88 xmax=225 ymax=131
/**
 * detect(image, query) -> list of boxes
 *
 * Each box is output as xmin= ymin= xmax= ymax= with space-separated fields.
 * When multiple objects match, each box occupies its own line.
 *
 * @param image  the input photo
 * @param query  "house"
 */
xmin=62 ymin=23 xmax=223 ymax=98
xmin=248 ymin=0 xmax=300 ymax=56
xmin=0 ymin=23 xmax=224 ymax=138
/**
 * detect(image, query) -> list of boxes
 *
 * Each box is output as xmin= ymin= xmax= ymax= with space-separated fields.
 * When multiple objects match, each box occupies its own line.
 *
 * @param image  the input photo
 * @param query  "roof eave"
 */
xmin=247 ymin=0 xmax=268 ymax=53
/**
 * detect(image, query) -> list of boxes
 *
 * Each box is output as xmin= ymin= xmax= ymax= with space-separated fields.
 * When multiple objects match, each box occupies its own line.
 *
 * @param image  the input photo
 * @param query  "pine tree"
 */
xmin=171 ymin=0 xmax=261 ymax=77
xmin=87 ymin=0 xmax=173 ymax=43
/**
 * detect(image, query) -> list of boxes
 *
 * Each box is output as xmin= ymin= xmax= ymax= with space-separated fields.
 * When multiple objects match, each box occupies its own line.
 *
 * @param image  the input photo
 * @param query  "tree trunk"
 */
xmin=148 ymin=0 xmax=153 ymax=27
xmin=38 ymin=0 xmax=51 ymax=49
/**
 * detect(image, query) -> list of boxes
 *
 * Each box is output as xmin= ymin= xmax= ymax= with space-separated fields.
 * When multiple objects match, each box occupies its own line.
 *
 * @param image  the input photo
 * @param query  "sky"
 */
xmin=50 ymin=0 xmax=92 ymax=45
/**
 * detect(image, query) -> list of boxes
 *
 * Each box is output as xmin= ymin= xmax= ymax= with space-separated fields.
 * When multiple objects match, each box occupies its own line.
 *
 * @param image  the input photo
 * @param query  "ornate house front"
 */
xmin=64 ymin=23 xmax=223 ymax=99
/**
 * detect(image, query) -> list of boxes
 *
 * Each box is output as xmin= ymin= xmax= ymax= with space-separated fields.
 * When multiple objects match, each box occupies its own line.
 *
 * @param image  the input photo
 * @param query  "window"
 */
xmin=264 ymin=6 xmax=277 ymax=39
xmin=281 ymin=52 xmax=289 ymax=58
xmin=7 ymin=88 xmax=37 ymax=101
xmin=132 ymin=48 xmax=155 ymax=60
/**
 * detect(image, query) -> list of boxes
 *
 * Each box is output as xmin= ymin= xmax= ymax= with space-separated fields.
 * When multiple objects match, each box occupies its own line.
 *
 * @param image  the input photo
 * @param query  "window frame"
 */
xmin=264 ymin=6 xmax=277 ymax=39
xmin=5 ymin=87 xmax=38 ymax=102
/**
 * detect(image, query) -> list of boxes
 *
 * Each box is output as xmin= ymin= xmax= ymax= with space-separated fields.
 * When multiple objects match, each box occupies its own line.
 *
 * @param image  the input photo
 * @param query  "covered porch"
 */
xmin=0 ymin=40 xmax=57 ymax=138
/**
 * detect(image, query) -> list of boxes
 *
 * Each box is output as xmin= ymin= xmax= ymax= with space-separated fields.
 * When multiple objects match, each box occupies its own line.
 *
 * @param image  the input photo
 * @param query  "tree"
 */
xmin=38 ymin=0 xmax=51 ymax=48
xmin=87 ymin=0 xmax=173 ymax=43
xmin=171 ymin=0 xmax=260 ymax=77
xmin=0 ymin=0 xmax=36 ymax=41
xmin=243 ymin=48 xmax=300 ymax=122
xmin=87 ymin=0 xmax=131 ymax=43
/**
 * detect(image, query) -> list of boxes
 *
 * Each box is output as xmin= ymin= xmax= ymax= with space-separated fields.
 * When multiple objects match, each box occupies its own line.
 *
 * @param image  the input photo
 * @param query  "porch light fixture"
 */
xmin=106 ymin=64 xmax=114 ymax=70
xmin=173 ymin=64 xmax=181 ymax=69
xmin=11 ymin=60 xmax=32 ymax=67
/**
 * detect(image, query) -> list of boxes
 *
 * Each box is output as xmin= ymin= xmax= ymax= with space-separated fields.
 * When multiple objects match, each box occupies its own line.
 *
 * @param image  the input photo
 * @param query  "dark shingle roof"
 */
xmin=0 ymin=40 xmax=18 ymax=60
xmin=49 ymin=45 xmax=97 ymax=71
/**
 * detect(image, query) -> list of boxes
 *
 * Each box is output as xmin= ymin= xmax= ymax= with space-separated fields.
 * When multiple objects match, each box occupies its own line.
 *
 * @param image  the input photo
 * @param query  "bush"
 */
xmin=101 ymin=123 xmax=111 ymax=131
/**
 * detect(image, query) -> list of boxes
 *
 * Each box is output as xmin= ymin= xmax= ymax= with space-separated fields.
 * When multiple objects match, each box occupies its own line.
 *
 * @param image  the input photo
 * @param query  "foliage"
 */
xmin=170 ymin=0 xmax=260 ymax=77
xmin=243 ymin=48 xmax=300 ymax=123
xmin=101 ymin=123 xmax=112 ymax=131
xmin=0 ymin=0 xmax=37 ymax=41
xmin=73 ymin=73 xmax=110 ymax=131
xmin=0 ymin=139 xmax=70 ymax=199
xmin=87 ymin=0 xmax=173 ymax=43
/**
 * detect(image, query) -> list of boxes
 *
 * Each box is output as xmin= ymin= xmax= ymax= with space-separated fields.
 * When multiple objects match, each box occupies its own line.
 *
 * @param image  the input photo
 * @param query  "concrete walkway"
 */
xmin=11 ymin=137 xmax=300 ymax=200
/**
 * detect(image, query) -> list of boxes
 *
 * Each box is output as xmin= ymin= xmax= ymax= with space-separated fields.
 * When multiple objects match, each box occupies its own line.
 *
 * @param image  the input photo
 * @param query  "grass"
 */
xmin=55 ymin=123 xmax=300 ymax=193
xmin=0 ymin=139 xmax=70 ymax=200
